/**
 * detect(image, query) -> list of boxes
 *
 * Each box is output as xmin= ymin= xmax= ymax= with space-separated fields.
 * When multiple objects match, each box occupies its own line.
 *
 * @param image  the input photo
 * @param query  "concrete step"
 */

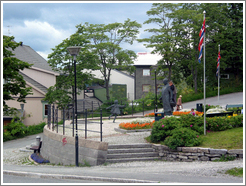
xmin=106 ymin=157 xmax=161 ymax=163
xmin=108 ymin=143 xmax=152 ymax=149
xmin=107 ymin=152 xmax=159 ymax=159
xmin=107 ymin=148 xmax=154 ymax=154
xmin=106 ymin=143 xmax=159 ymax=163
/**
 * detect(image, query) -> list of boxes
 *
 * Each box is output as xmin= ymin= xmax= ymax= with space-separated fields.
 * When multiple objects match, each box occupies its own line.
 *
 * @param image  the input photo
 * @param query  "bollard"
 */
xmin=36 ymin=136 xmax=41 ymax=146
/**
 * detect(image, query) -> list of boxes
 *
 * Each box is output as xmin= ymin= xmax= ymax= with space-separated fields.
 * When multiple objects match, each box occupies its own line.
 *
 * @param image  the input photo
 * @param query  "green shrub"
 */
xmin=180 ymin=114 xmax=204 ymax=134
xmin=150 ymin=117 xmax=180 ymax=143
xmin=150 ymin=113 xmax=243 ymax=149
xmin=164 ymin=127 xmax=202 ymax=150
xmin=26 ymin=122 xmax=46 ymax=135
xmin=206 ymin=114 xmax=243 ymax=131
xmin=3 ymin=121 xmax=46 ymax=142
xmin=3 ymin=118 xmax=27 ymax=140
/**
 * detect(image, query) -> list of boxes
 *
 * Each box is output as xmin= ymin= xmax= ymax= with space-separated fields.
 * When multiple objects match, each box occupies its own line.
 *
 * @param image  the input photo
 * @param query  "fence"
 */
xmin=47 ymin=104 xmax=103 ymax=141
xmin=46 ymin=100 xmax=160 ymax=141
xmin=77 ymin=99 xmax=160 ymax=118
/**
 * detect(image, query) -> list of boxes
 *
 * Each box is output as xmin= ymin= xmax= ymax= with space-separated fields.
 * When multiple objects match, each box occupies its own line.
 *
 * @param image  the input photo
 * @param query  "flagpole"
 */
xmin=203 ymin=10 xmax=206 ymax=136
xmin=218 ymin=44 xmax=220 ymax=104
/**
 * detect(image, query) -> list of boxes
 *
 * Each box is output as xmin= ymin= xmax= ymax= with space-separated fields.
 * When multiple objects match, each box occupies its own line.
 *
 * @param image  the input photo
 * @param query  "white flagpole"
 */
xmin=203 ymin=10 xmax=206 ymax=136
xmin=218 ymin=44 xmax=220 ymax=104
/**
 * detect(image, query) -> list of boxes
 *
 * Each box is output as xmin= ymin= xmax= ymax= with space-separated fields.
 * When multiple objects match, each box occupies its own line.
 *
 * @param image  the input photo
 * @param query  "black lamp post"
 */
xmin=155 ymin=70 xmax=157 ymax=112
xmin=67 ymin=46 xmax=81 ymax=167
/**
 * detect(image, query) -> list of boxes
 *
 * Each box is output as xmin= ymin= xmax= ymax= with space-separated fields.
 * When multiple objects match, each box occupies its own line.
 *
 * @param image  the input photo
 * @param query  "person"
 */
xmin=106 ymin=100 xmax=125 ymax=123
xmin=176 ymin=95 xmax=183 ymax=111
xmin=159 ymin=78 xmax=174 ymax=116
xmin=169 ymin=80 xmax=177 ymax=111
xmin=190 ymin=108 xmax=196 ymax=116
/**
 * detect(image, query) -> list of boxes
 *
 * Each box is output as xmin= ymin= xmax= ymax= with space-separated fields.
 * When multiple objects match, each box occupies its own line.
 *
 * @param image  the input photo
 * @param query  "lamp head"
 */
xmin=67 ymin=46 xmax=82 ymax=56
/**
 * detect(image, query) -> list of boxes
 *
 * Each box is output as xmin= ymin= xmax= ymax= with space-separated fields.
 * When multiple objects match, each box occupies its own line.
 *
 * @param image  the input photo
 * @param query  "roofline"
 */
xmin=25 ymin=81 xmax=46 ymax=96
xmin=112 ymin=69 xmax=134 ymax=79
xmin=29 ymin=66 xmax=59 ymax=76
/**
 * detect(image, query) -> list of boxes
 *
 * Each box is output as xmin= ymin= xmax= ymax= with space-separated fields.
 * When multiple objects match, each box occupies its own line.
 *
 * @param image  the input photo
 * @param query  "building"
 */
xmin=134 ymin=52 xmax=163 ymax=100
xmin=4 ymin=41 xmax=59 ymax=126
xmin=85 ymin=69 xmax=134 ymax=101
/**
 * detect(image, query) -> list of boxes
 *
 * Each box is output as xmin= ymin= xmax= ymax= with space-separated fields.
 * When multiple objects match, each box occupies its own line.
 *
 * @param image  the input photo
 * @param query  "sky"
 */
xmin=2 ymin=1 xmax=163 ymax=61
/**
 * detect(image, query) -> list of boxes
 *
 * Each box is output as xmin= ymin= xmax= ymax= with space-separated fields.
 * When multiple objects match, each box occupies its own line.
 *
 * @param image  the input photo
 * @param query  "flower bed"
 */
xmin=144 ymin=113 xmax=155 ymax=117
xmin=144 ymin=111 xmax=204 ymax=117
xmin=173 ymin=111 xmax=203 ymax=116
xmin=119 ymin=120 xmax=155 ymax=130
xmin=30 ymin=153 xmax=50 ymax=164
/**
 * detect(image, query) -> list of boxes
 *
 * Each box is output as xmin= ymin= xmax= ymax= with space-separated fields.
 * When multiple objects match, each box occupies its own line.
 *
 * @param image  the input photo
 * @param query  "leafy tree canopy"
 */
xmin=3 ymin=35 xmax=32 ymax=115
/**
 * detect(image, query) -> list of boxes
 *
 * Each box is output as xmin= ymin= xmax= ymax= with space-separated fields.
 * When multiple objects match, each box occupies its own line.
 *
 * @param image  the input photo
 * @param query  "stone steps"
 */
xmin=106 ymin=143 xmax=161 ymax=163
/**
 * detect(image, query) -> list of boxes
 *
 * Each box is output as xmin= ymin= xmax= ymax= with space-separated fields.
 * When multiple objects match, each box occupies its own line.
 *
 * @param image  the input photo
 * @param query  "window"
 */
xmin=143 ymin=84 xmax=151 ymax=92
xmin=42 ymin=101 xmax=49 ymax=119
xmin=143 ymin=69 xmax=150 ymax=76
xmin=44 ymin=104 xmax=49 ymax=116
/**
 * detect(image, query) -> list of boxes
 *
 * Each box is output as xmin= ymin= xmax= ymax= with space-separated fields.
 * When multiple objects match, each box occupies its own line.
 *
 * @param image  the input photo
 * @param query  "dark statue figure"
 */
xmin=159 ymin=78 xmax=175 ymax=116
xmin=106 ymin=100 xmax=125 ymax=123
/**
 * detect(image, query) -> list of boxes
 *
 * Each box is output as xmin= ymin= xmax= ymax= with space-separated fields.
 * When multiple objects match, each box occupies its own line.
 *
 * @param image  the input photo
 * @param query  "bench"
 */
xmin=226 ymin=104 xmax=243 ymax=114
xmin=30 ymin=141 xmax=42 ymax=153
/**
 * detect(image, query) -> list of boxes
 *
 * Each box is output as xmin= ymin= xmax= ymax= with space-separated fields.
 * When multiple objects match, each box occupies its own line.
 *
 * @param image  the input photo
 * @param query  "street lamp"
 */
xmin=67 ymin=46 xmax=81 ymax=167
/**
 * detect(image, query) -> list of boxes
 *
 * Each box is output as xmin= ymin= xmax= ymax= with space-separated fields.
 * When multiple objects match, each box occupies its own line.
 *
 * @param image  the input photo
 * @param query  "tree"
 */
xmin=76 ymin=19 xmax=141 ymax=100
xmin=44 ymin=32 xmax=96 ymax=108
xmin=3 ymin=35 xmax=32 ymax=115
xmin=138 ymin=3 xmax=181 ymax=81
xmin=170 ymin=3 xmax=204 ymax=93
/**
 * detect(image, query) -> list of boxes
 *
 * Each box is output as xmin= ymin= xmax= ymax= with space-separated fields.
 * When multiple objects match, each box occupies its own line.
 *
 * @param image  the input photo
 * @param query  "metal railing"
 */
xmin=47 ymin=104 xmax=103 ymax=141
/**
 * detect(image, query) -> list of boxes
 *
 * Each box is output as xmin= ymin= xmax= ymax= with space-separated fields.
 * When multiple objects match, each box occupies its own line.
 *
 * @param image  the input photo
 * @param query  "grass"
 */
xmin=199 ymin=127 xmax=243 ymax=150
xmin=145 ymin=127 xmax=243 ymax=150
xmin=225 ymin=167 xmax=243 ymax=177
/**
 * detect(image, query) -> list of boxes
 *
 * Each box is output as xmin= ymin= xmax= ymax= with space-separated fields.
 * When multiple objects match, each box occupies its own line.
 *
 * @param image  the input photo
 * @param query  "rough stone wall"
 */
xmin=152 ymin=144 xmax=243 ymax=162
xmin=41 ymin=125 xmax=108 ymax=166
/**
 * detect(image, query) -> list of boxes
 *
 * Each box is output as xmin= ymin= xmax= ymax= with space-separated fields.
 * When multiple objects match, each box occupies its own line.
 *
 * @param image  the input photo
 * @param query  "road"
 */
xmin=3 ymin=174 xmax=110 ymax=183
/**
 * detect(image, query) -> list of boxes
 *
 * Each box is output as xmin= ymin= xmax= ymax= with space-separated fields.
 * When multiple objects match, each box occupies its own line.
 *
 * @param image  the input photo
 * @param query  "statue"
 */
xmin=106 ymin=100 xmax=125 ymax=123
xmin=159 ymin=78 xmax=174 ymax=116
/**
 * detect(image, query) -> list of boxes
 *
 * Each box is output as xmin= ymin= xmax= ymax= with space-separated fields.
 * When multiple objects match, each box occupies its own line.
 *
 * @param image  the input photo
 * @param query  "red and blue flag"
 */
xmin=198 ymin=19 xmax=206 ymax=63
xmin=216 ymin=51 xmax=221 ymax=76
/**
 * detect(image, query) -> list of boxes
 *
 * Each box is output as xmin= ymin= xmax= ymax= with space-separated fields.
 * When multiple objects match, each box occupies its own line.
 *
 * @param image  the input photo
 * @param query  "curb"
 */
xmin=114 ymin=128 xmax=152 ymax=133
xmin=3 ymin=170 xmax=158 ymax=183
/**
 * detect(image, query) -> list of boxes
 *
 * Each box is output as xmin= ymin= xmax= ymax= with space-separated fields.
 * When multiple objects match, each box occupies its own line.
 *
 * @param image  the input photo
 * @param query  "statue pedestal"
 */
xmin=155 ymin=112 xmax=164 ymax=121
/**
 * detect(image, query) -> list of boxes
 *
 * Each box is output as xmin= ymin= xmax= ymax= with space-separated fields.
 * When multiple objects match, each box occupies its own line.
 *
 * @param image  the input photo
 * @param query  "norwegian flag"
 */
xmin=198 ymin=19 xmax=206 ymax=63
xmin=216 ymin=51 xmax=221 ymax=76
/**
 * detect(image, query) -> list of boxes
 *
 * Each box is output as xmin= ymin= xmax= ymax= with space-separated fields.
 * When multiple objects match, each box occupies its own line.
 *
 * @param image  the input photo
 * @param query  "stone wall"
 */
xmin=41 ymin=125 xmax=108 ymax=166
xmin=153 ymin=144 xmax=243 ymax=162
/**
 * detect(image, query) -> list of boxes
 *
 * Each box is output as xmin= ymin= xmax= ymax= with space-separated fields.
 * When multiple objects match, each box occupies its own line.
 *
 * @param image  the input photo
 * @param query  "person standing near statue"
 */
xmin=176 ymin=95 xmax=183 ymax=111
xmin=159 ymin=78 xmax=174 ymax=116
xmin=169 ymin=80 xmax=177 ymax=110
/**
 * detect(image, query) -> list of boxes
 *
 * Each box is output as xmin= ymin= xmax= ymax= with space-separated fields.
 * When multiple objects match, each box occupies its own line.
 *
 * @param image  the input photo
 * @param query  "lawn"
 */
xmin=199 ymin=127 xmax=243 ymax=150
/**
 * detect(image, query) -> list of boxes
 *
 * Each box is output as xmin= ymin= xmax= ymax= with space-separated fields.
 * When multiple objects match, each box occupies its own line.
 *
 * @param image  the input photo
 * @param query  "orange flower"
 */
xmin=119 ymin=120 xmax=155 ymax=130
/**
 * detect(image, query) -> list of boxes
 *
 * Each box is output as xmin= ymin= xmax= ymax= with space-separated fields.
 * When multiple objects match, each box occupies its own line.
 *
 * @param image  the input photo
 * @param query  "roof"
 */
xmin=11 ymin=43 xmax=54 ymax=73
xmin=19 ymin=71 xmax=48 ymax=94
xmin=134 ymin=52 xmax=162 ymax=66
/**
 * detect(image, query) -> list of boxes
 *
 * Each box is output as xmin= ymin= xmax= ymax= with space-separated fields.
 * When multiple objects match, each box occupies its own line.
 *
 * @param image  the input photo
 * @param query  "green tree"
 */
xmin=138 ymin=3 xmax=181 ymax=81
xmin=201 ymin=3 xmax=243 ymax=87
xmin=44 ymin=32 xmax=96 ymax=108
xmin=76 ymin=19 xmax=141 ymax=100
xmin=3 ymin=35 xmax=32 ymax=115
xmin=170 ymin=3 xmax=204 ymax=93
